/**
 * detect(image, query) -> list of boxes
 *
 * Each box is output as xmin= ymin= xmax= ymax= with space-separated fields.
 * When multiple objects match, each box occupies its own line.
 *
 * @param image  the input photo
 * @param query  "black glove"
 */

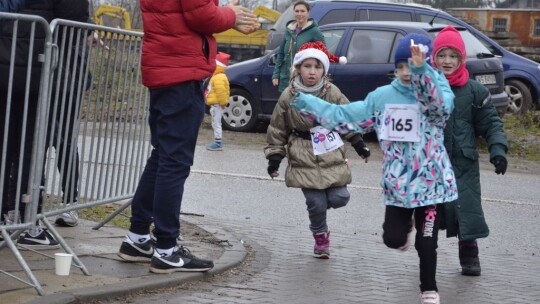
xmin=352 ymin=141 xmax=370 ymax=160
xmin=267 ymin=156 xmax=282 ymax=178
xmin=490 ymin=156 xmax=507 ymax=175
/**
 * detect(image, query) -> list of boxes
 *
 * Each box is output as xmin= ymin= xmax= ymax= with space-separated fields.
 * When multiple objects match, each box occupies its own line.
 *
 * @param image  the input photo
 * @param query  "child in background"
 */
xmin=431 ymin=25 xmax=508 ymax=276
xmin=206 ymin=52 xmax=231 ymax=151
xmin=291 ymin=34 xmax=456 ymax=304
xmin=265 ymin=41 xmax=370 ymax=259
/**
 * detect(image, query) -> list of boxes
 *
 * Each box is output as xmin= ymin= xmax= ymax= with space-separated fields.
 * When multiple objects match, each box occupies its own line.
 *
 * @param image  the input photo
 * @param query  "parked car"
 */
xmin=266 ymin=0 xmax=540 ymax=114
xmin=224 ymin=21 xmax=506 ymax=132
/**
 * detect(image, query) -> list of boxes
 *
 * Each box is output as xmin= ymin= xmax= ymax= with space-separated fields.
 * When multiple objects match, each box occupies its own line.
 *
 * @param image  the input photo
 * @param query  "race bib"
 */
xmin=379 ymin=104 xmax=420 ymax=142
xmin=310 ymin=126 xmax=344 ymax=156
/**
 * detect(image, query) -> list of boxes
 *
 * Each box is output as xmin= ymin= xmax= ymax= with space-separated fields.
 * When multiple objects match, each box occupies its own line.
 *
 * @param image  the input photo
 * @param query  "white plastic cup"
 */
xmin=54 ymin=253 xmax=73 ymax=276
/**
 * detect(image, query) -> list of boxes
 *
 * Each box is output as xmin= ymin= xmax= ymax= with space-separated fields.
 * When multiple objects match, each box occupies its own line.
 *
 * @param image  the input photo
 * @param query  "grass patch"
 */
xmin=79 ymin=204 xmax=132 ymax=229
xmin=502 ymin=113 xmax=540 ymax=162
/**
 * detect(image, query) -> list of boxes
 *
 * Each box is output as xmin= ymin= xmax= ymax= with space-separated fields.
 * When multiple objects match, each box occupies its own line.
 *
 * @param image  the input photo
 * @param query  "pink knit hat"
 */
xmin=432 ymin=25 xmax=466 ymax=60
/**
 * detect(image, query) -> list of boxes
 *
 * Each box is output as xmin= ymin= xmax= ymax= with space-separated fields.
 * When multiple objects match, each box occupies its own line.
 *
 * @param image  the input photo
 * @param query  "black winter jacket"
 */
xmin=442 ymin=79 xmax=508 ymax=241
xmin=0 ymin=0 xmax=89 ymax=95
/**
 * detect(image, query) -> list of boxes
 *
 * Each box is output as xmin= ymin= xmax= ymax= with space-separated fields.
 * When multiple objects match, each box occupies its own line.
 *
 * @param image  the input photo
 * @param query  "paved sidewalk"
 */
xmin=0 ymin=217 xmax=246 ymax=304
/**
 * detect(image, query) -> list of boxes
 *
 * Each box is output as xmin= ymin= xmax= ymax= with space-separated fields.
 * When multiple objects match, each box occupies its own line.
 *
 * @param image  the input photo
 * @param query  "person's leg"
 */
xmin=144 ymin=81 xmax=213 ymax=273
xmin=414 ymin=204 xmax=442 ymax=300
xmin=459 ymin=238 xmax=480 ymax=276
xmin=53 ymin=96 xmax=81 ymax=227
xmin=382 ymin=205 xmax=414 ymax=249
xmin=326 ymin=186 xmax=350 ymax=209
xmin=207 ymin=105 xmax=224 ymax=151
xmin=302 ymin=188 xmax=331 ymax=258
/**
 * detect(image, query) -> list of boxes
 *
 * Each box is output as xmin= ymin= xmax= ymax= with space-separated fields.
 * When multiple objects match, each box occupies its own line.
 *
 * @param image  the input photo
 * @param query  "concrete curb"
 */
xmin=26 ymin=218 xmax=247 ymax=304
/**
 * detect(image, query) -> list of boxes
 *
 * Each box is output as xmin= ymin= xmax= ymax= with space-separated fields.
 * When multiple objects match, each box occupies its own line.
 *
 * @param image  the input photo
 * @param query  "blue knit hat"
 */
xmin=394 ymin=33 xmax=432 ymax=67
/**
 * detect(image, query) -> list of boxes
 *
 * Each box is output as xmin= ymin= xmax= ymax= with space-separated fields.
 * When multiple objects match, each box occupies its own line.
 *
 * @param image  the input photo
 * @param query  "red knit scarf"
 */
xmin=445 ymin=62 xmax=469 ymax=87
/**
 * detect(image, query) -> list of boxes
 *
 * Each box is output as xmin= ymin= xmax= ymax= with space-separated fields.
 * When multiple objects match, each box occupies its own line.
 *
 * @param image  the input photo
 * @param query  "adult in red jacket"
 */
xmin=117 ymin=0 xmax=259 ymax=274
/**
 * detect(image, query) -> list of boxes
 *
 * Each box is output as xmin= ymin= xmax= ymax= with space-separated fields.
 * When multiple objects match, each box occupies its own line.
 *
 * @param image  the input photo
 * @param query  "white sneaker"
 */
xmin=420 ymin=291 xmax=440 ymax=304
xmin=55 ymin=210 xmax=79 ymax=227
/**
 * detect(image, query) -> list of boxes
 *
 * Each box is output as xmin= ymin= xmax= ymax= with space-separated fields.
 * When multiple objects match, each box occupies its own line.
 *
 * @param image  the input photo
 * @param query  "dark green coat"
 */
xmin=272 ymin=19 xmax=325 ymax=92
xmin=443 ymin=79 xmax=508 ymax=241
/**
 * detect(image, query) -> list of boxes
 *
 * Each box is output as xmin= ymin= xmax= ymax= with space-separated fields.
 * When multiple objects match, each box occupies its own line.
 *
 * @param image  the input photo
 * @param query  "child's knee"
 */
xmin=328 ymin=188 xmax=350 ymax=209
xmin=383 ymin=231 xmax=408 ymax=249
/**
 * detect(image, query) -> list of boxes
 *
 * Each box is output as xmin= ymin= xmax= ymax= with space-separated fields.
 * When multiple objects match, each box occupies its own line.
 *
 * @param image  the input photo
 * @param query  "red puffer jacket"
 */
xmin=140 ymin=0 xmax=236 ymax=89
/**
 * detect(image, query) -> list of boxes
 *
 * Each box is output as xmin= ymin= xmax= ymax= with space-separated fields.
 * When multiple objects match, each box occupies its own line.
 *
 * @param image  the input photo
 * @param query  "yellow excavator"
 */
xmin=92 ymin=4 xmax=280 ymax=62
xmin=214 ymin=5 xmax=281 ymax=62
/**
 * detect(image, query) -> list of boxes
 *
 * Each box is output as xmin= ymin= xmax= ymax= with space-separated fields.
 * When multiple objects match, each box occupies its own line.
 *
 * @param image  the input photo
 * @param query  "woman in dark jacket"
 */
xmin=271 ymin=0 xmax=325 ymax=93
xmin=432 ymin=26 xmax=508 ymax=277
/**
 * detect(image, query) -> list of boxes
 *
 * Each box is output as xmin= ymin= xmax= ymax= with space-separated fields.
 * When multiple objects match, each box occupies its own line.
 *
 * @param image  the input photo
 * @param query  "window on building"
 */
xmin=492 ymin=18 xmax=507 ymax=33
xmin=535 ymin=20 xmax=540 ymax=36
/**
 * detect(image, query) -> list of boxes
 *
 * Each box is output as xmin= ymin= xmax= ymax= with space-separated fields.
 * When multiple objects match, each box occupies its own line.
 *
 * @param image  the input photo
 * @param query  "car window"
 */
xmin=368 ymin=9 xmax=413 ymax=21
xmin=322 ymin=29 xmax=346 ymax=54
xmin=272 ymin=5 xmax=293 ymax=32
xmin=346 ymin=30 xmax=397 ymax=64
xmin=428 ymin=29 xmax=493 ymax=57
xmin=319 ymin=9 xmax=356 ymax=26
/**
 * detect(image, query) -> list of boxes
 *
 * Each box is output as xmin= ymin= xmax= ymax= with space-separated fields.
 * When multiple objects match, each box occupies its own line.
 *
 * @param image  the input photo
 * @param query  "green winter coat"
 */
xmin=264 ymin=83 xmax=362 ymax=189
xmin=443 ymin=79 xmax=508 ymax=241
xmin=272 ymin=19 xmax=325 ymax=92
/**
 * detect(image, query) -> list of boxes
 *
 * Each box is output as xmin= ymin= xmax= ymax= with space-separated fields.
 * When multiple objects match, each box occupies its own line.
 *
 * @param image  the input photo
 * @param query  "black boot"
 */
xmin=459 ymin=239 xmax=481 ymax=276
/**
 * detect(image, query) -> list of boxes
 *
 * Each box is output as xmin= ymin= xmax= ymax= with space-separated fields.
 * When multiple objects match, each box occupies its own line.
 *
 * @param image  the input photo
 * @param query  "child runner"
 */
xmin=432 ymin=25 xmax=508 ymax=276
xmin=206 ymin=52 xmax=231 ymax=151
xmin=290 ymin=33 xmax=456 ymax=304
xmin=265 ymin=41 xmax=370 ymax=259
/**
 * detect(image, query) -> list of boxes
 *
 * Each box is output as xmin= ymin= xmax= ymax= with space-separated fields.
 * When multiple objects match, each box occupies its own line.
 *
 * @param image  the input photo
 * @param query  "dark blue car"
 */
xmin=266 ymin=0 xmax=540 ymax=114
xmin=224 ymin=22 xmax=506 ymax=132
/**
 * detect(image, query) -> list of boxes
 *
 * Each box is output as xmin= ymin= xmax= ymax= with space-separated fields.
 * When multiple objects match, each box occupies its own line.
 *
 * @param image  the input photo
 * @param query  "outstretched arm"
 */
xmin=290 ymin=92 xmax=376 ymax=134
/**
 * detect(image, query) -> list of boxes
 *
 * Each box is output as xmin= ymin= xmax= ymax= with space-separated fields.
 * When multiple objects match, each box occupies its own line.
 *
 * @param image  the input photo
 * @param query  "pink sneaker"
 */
xmin=313 ymin=231 xmax=330 ymax=259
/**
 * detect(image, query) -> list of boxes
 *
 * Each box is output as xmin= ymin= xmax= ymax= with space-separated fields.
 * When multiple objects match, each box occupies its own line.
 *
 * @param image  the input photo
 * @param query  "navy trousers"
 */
xmin=129 ymin=81 xmax=205 ymax=249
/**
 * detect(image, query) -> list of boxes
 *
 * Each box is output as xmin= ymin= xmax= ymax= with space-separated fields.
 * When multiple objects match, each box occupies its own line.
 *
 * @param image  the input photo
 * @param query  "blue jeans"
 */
xmin=302 ymin=186 xmax=350 ymax=233
xmin=129 ymin=81 xmax=205 ymax=249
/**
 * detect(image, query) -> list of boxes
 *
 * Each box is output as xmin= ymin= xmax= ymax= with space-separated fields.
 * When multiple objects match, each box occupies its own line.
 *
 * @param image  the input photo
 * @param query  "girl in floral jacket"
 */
xmin=291 ymin=33 xmax=456 ymax=304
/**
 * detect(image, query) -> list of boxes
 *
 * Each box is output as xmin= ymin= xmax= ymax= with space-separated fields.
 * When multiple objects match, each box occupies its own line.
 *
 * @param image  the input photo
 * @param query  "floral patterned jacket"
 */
xmin=291 ymin=63 xmax=458 ymax=208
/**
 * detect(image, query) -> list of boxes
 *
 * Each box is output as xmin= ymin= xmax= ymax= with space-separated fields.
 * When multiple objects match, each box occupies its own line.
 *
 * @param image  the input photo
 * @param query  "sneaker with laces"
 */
xmin=55 ymin=210 xmax=79 ymax=227
xmin=150 ymin=245 xmax=214 ymax=273
xmin=17 ymin=229 xmax=60 ymax=250
xmin=420 ymin=291 xmax=440 ymax=304
xmin=206 ymin=142 xmax=223 ymax=151
xmin=313 ymin=231 xmax=330 ymax=259
xmin=118 ymin=236 xmax=154 ymax=262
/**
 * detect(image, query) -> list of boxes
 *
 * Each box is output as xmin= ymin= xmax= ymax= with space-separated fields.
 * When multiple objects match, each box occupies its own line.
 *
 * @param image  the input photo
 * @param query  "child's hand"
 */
xmin=409 ymin=44 xmax=425 ymax=68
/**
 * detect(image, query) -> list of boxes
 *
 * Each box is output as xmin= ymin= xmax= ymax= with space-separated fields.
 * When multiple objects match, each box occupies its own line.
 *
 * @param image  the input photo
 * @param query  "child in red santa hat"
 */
xmin=205 ymin=52 xmax=231 ymax=151
xmin=431 ymin=25 xmax=508 ymax=277
xmin=264 ymin=41 xmax=369 ymax=259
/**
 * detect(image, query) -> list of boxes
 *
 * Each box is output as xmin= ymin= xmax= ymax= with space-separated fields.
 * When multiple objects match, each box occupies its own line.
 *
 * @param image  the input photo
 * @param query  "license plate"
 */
xmin=476 ymin=74 xmax=496 ymax=85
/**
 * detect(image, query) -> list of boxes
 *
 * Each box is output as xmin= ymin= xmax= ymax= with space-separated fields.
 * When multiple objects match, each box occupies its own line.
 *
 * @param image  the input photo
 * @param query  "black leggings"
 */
xmin=382 ymin=204 xmax=442 ymax=292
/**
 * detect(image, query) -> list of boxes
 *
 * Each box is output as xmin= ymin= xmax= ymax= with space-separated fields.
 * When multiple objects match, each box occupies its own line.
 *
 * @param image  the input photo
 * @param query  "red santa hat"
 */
xmin=216 ymin=52 xmax=230 ymax=67
xmin=293 ymin=41 xmax=347 ymax=75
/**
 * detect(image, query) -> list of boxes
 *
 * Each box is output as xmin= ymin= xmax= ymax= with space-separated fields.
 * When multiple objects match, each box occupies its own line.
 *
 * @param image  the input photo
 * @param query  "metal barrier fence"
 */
xmin=0 ymin=13 xmax=150 ymax=295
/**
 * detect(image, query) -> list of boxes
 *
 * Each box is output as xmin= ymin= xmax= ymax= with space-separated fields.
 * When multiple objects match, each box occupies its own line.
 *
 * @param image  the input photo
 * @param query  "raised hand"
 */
xmin=409 ymin=43 xmax=426 ymax=68
xmin=229 ymin=0 xmax=258 ymax=30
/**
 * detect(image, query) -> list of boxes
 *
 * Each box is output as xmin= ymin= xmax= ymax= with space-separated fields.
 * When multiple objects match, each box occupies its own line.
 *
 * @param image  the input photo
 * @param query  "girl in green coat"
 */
xmin=432 ymin=25 xmax=508 ymax=277
xmin=272 ymin=0 xmax=326 ymax=93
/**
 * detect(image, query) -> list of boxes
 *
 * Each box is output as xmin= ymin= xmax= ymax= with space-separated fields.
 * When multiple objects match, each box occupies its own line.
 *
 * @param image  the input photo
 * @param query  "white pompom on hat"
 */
xmin=293 ymin=41 xmax=347 ymax=75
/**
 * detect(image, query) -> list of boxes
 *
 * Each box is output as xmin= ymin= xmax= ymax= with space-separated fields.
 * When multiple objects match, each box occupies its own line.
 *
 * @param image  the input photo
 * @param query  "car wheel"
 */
xmin=505 ymin=79 xmax=533 ymax=114
xmin=223 ymin=88 xmax=261 ymax=132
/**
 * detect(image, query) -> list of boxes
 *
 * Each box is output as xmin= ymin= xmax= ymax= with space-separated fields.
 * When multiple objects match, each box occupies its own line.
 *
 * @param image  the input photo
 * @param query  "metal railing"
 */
xmin=0 ymin=13 xmax=150 ymax=295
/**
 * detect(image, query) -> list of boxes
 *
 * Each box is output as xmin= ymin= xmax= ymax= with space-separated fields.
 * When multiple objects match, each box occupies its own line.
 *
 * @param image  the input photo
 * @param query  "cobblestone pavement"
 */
xmin=111 ymin=213 xmax=540 ymax=304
